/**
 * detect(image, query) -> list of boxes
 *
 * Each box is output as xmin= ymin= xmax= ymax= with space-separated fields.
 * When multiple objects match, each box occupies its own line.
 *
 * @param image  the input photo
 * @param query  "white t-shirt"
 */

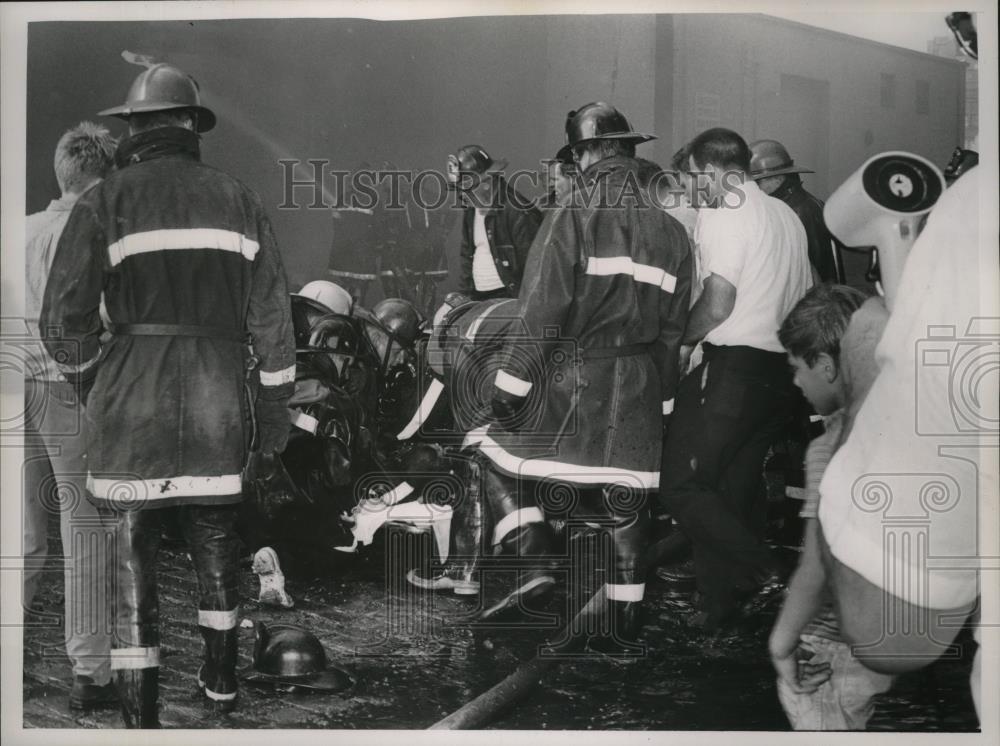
xmin=819 ymin=167 xmax=996 ymax=611
xmin=694 ymin=180 xmax=812 ymax=352
xmin=471 ymin=209 xmax=504 ymax=292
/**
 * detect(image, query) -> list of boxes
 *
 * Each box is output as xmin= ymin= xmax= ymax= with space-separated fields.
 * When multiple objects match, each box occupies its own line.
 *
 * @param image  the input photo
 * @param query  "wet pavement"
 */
xmin=23 ymin=520 xmax=979 ymax=731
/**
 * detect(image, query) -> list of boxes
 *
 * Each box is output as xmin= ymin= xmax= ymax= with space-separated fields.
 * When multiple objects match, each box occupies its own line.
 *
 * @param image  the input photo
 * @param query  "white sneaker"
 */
xmin=405 ymin=569 xmax=480 ymax=595
xmin=252 ymin=547 xmax=294 ymax=609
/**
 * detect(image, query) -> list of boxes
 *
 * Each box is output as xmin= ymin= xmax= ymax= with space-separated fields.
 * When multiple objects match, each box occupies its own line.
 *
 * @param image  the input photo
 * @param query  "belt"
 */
xmin=581 ymin=343 xmax=650 ymax=360
xmin=701 ymin=342 xmax=789 ymax=372
xmin=109 ymin=323 xmax=246 ymax=343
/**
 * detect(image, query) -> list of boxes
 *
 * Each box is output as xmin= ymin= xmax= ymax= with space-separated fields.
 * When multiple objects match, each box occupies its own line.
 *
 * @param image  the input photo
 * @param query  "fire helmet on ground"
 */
xmin=294 ymin=280 xmax=354 ymax=316
xmin=372 ymin=298 xmax=422 ymax=348
xmin=748 ymin=139 xmax=814 ymax=180
xmin=98 ymin=63 xmax=217 ymax=133
xmin=564 ymin=102 xmax=655 ymax=149
xmin=242 ymin=622 xmax=352 ymax=692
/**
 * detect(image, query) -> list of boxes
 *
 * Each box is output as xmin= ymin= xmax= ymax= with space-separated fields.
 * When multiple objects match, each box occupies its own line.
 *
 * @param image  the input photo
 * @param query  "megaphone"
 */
xmin=824 ymin=151 xmax=945 ymax=310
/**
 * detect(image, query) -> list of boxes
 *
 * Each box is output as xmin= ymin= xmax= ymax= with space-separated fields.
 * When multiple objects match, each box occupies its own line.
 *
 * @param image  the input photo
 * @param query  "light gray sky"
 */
xmin=768 ymin=11 xmax=953 ymax=54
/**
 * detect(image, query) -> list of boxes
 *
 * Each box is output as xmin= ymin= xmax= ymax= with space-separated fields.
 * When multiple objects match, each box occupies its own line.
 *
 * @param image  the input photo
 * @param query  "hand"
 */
xmin=770 ymin=638 xmax=832 ymax=695
xmin=245 ymin=449 xmax=280 ymax=485
xmin=246 ymin=450 xmax=298 ymax=519
xmin=678 ymin=345 xmax=694 ymax=378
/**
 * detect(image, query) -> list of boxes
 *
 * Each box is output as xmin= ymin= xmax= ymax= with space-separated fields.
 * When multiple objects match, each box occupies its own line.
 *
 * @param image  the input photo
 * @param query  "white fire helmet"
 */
xmin=293 ymin=280 xmax=353 ymax=316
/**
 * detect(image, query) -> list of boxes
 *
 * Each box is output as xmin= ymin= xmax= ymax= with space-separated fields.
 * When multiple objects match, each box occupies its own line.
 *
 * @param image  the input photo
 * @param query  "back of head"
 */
xmin=689 ymin=128 xmax=752 ymax=174
xmin=670 ymin=143 xmax=691 ymax=173
xmin=99 ymin=63 xmax=216 ymax=134
xmin=584 ymin=138 xmax=636 ymax=163
xmin=564 ymin=101 xmax=652 ymax=166
xmin=127 ymin=109 xmax=196 ymax=135
xmin=54 ymin=121 xmax=117 ymax=195
xmin=778 ymin=284 xmax=868 ymax=365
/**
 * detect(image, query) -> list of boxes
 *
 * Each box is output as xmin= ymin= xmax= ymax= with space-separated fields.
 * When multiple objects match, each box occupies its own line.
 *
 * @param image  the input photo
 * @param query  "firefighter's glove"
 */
xmin=256 ymin=398 xmax=291 ymax=455
xmin=246 ymin=450 xmax=299 ymax=520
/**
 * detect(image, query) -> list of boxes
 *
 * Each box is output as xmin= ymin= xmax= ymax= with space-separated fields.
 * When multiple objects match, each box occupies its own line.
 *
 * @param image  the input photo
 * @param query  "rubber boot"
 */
xmin=586 ymin=600 xmax=645 ymax=658
xmin=106 ymin=507 xmax=162 ymax=728
xmin=198 ymin=627 xmax=239 ymax=713
xmin=116 ymin=669 xmax=160 ymax=728
xmin=543 ymin=596 xmax=644 ymax=659
xmin=407 ymin=457 xmax=483 ymax=595
xmin=183 ymin=504 xmax=241 ymax=715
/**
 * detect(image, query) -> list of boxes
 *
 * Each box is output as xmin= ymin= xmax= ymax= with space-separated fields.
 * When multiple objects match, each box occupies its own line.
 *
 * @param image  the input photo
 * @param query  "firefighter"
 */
xmin=450 ymin=144 xmax=543 ymax=300
xmin=467 ymin=103 xmax=693 ymax=653
xmin=41 ymin=64 xmax=295 ymax=727
xmin=748 ymin=139 xmax=845 ymax=283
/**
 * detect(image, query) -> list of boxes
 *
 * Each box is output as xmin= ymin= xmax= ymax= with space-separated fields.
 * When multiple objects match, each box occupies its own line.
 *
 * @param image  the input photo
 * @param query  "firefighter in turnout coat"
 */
xmin=41 ymin=64 xmax=295 ymax=727
xmin=464 ymin=103 xmax=692 ymax=652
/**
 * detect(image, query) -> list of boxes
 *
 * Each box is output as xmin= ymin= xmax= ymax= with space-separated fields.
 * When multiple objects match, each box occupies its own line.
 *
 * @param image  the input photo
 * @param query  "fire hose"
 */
xmin=428 ymin=587 xmax=608 ymax=730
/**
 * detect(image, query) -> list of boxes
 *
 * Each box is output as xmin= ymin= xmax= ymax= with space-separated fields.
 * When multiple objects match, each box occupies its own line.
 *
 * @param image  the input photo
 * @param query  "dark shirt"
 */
xmin=772 ymin=177 xmax=844 ymax=283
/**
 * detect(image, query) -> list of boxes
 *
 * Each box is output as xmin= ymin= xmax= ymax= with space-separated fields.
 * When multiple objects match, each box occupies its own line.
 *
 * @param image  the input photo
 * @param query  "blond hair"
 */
xmin=54 ymin=121 xmax=117 ymax=194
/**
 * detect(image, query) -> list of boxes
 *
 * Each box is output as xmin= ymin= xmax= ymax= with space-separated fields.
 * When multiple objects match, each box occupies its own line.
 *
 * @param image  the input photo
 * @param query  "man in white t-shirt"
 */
xmin=660 ymin=127 xmax=812 ymax=630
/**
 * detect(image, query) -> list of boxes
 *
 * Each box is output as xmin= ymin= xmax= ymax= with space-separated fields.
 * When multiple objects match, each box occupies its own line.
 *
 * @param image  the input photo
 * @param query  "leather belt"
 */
xmin=109 ymin=323 xmax=246 ymax=343
xmin=581 ymin=343 xmax=650 ymax=360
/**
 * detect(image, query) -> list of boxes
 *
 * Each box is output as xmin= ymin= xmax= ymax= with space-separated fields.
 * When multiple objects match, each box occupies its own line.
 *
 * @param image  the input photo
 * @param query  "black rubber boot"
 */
xmin=407 ymin=456 xmax=484 ymax=596
xmin=198 ymin=628 xmax=239 ymax=713
xmin=586 ymin=600 xmax=645 ymax=658
xmin=183 ymin=504 xmax=241 ymax=715
xmin=542 ymin=595 xmax=644 ymax=658
xmin=106 ymin=507 xmax=162 ymax=729
xmin=116 ymin=669 xmax=160 ymax=728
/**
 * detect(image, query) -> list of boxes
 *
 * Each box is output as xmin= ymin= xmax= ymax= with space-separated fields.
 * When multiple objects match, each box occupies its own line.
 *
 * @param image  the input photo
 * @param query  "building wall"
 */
xmin=669 ymin=14 xmax=966 ymax=200
xmin=26 ymin=16 xmax=661 ymax=297
xmin=25 ymin=14 xmax=964 ymax=298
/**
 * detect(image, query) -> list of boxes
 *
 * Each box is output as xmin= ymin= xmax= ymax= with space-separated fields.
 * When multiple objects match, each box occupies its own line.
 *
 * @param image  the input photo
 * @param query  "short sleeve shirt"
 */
xmin=694 ymin=180 xmax=812 ymax=352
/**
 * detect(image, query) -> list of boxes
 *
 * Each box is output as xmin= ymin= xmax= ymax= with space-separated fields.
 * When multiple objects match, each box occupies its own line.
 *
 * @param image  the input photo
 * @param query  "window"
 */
xmin=880 ymin=73 xmax=896 ymax=108
xmin=916 ymin=80 xmax=930 ymax=114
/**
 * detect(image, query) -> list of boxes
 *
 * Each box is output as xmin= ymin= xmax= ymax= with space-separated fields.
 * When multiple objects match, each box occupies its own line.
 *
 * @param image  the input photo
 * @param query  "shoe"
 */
xmin=69 ymin=675 xmax=119 ymax=711
xmin=654 ymin=558 xmax=696 ymax=586
xmin=253 ymin=547 xmax=294 ymax=609
xmin=405 ymin=569 xmax=480 ymax=595
xmin=197 ymin=664 xmax=238 ymax=715
xmin=477 ymin=574 xmax=556 ymax=622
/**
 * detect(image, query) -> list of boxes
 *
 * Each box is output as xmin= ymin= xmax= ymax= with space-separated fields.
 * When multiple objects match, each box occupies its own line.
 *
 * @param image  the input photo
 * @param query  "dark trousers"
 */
xmin=660 ymin=344 xmax=796 ymax=621
xmin=104 ymin=502 xmax=241 ymax=725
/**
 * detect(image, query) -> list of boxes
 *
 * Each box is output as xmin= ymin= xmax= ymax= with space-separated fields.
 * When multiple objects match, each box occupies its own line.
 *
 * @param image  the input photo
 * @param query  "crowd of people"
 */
xmin=23 ymin=56 xmax=989 ymax=733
